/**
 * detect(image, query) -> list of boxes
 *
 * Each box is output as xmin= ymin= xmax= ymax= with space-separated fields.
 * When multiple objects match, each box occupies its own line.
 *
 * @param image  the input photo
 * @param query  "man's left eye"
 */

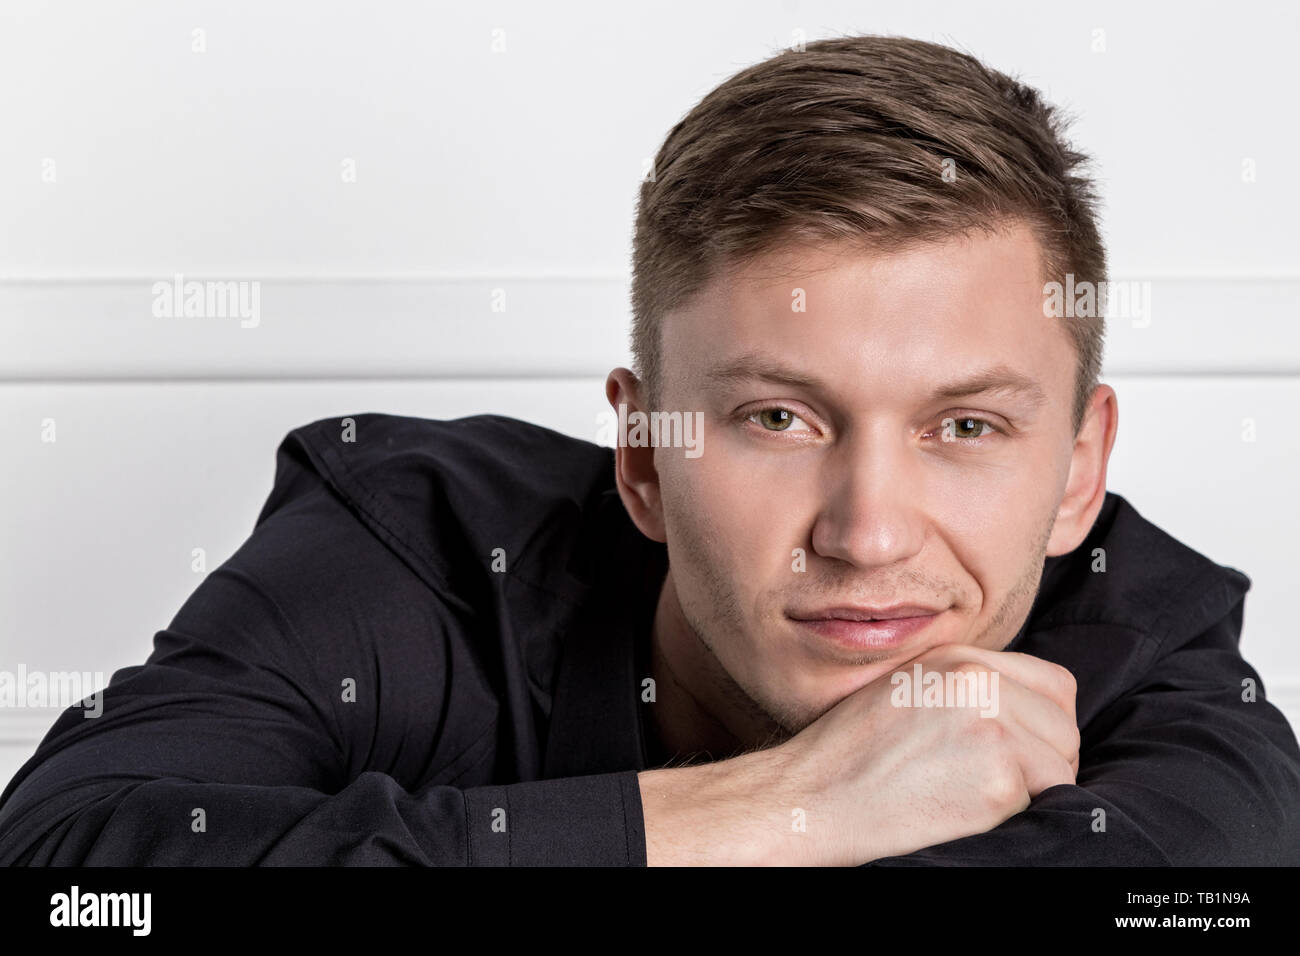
xmin=941 ymin=416 xmax=997 ymax=441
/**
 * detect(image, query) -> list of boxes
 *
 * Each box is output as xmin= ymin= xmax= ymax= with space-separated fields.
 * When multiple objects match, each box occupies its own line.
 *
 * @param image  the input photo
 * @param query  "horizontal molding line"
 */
xmin=2 ymin=276 xmax=1296 ymax=380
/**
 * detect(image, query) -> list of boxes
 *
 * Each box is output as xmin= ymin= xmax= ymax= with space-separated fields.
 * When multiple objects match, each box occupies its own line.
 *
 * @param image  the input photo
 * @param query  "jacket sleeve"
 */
xmin=866 ymin=605 xmax=1300 ymax=866
xmin=0 ymin=439 xmax=645 ymax=867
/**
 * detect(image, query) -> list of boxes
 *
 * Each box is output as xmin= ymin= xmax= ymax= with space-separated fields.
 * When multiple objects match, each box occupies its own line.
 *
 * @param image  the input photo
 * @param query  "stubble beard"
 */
xmin=668 ymin=506 xmax=1058 ymax=745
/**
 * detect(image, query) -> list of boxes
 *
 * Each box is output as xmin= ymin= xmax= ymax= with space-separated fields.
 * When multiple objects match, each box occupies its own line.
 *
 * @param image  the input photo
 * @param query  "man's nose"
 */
xmin=808 ymin=432 xmax=927 ymax=570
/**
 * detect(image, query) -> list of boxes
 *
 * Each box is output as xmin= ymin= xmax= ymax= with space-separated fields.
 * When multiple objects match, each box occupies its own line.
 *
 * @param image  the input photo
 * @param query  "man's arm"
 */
xmin=0 ymin=450 xmax=644 ymax=866
xmin=865 ymin=611 xmax=1300 ymax=866
xmin=639 ymin=611 xmax=1300 ymax=866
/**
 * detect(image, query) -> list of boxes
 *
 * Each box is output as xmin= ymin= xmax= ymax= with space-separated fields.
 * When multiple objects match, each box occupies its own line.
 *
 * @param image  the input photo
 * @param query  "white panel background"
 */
xmin=2 ymin=0 xmax=1298 ymax=790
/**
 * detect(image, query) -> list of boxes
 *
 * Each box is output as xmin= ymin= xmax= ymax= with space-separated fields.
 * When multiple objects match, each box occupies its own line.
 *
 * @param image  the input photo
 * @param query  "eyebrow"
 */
xmin=704 ymin=352 xmax=1049 ymax=408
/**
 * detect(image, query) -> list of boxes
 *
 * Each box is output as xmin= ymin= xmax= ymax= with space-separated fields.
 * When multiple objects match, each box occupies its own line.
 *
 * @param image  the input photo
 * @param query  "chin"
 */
xmin=771 ymin=679 xmax=863 ymax=731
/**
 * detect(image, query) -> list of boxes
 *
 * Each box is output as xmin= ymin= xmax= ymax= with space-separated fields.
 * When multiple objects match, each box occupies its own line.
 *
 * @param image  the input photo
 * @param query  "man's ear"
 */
xmin=1048 ymin=383 xmax=1119 ymax=557
xmin=605 ymin=367 xmax=667 ymax=543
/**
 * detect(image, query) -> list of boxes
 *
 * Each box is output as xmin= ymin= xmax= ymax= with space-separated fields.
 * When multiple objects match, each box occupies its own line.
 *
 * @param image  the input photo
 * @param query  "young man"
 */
xmin=2 ymin=35 xmax=1297 ymax=866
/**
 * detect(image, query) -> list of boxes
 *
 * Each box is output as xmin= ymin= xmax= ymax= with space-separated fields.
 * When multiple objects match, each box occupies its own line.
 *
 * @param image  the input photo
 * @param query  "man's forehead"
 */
xmin=662 ymin=224 xmax=1069 ymax=407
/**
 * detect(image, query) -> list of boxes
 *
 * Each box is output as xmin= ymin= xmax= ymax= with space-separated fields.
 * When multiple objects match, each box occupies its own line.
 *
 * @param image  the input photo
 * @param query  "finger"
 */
xmin=994 ymin=675 xmax=1081 ymax=771
xmin=1002 ymin=714 xmax=1078 ymax=797
xmin=910 ymin=644 xmax=1078 ymax=727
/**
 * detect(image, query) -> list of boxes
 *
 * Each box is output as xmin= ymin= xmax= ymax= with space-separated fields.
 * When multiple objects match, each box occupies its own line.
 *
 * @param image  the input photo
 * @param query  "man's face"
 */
xmin=652 ymin=222 xmax=1080 ymax=735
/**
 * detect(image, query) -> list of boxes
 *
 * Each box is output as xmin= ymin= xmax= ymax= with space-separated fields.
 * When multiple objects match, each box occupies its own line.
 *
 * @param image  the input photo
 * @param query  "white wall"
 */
xmin=2 ymin=0 xmax=1298 ymax=789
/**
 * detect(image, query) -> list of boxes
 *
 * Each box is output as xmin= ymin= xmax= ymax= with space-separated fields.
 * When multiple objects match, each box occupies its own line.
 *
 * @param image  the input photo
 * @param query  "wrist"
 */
xmin=639 ymin=744 xmax=817 ymax=866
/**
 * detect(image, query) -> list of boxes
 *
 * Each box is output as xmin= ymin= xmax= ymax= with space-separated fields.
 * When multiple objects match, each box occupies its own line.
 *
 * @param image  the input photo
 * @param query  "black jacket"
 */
xmin=1 ymin=412 xmax=1297 ymax=865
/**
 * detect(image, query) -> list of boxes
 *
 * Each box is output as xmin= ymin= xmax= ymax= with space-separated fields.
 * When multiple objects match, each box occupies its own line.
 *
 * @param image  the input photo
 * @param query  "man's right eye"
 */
xmin=745 ymin=406 xmax=812 ymax=432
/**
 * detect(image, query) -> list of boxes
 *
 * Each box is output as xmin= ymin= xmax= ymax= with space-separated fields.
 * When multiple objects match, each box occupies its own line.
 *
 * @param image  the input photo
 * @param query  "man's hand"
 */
xmin=640 ymin=644 xmax=1079 ymax=866
xmin=773 ymin=644 xmax=1079 ymax=865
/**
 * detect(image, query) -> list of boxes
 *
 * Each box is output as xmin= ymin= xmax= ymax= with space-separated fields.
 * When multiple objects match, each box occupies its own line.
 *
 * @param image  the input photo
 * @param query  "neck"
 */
xmin=646 ymin=571 xmax=785 ymax=764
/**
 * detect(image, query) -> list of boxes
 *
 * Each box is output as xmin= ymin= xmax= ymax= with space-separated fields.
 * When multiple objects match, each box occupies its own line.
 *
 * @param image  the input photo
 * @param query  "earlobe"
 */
xmin=1047 ymin=384 xmax=1119 ymax=557
xmin=606 ymin=368 xmax=668 ymax=543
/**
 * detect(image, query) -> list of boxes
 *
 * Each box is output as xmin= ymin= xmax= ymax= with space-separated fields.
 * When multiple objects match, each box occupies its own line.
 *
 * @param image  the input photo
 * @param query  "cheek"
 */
xmin=662 ymin=455 xmax=794 ymax=592
xmin=920 ymin=453 xmax=1061 ymax=589
xmin=933 ymin=489 xmax=1054 ymax=604
xmin=667 ymin=458 xmax=748 ymax=553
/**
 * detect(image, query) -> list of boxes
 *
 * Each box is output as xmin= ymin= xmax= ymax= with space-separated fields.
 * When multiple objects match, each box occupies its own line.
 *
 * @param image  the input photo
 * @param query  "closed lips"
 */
xmin=789 ymin=605 xmax=943 ymax=622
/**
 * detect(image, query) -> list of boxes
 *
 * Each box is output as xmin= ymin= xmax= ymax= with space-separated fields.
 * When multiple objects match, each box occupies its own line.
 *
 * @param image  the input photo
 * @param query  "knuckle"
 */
xmin=984 ymin=762 xmax=1023 ymax=808
xmin=966 ymin=714 xmax=1006 ymax=746
xmin=950 ymin=659 xmax=988 ymax=678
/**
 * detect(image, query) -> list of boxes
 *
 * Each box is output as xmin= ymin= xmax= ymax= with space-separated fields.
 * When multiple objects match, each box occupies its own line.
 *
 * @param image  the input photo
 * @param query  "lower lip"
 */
xmin=792 ymin=614 xmax=940 ymax=651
